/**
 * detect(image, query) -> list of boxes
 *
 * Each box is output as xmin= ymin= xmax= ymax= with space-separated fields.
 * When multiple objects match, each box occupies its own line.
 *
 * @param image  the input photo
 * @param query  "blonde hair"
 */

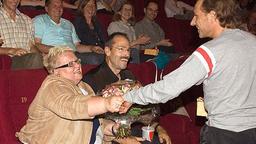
xmin=43 ymin=46 xmax=73 ymax=73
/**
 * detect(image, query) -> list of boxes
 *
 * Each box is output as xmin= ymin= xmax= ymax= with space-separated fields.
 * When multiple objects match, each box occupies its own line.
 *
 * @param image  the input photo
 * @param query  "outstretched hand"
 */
xmin=105 ymin=95 xmax=124 ymax=113
xmin=119 ymin=101 xmax=132 ymax=114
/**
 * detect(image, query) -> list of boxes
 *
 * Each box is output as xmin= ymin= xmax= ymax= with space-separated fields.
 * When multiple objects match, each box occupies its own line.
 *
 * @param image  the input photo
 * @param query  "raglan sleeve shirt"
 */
xmin=124 ymin=45 xmax=216 ymax=105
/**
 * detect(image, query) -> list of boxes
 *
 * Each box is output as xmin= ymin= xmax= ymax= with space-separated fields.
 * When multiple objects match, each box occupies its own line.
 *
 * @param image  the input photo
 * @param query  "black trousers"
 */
xmin=200 ymin=125 xmax=256 ymax=144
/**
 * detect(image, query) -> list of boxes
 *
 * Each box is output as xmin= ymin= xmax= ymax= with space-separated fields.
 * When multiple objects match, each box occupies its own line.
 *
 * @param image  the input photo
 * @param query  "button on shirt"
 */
xmin=0 ymin=7 xmax=34 ymax=51
xmin=33 ymin=14 xmax=80 ymax=51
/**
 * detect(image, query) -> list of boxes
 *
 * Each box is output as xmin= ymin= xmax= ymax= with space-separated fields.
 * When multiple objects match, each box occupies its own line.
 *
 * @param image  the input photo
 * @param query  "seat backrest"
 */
xmin=0 ymin=71 xmax=18 ymax=143
xmin=7 ymin=69 xmax=48 ymax=136
xmin=162 ymin=55 xmax=189 ymax=76
xmin=82 ymin=64 xmax=98 ymax=75
xmin=0 ymin=55 xmax=12 ymax=70
xmin=0 ymin=69 xmax=47 ymax=143
xmin=127 ymin=61 xmax=156 ymax=85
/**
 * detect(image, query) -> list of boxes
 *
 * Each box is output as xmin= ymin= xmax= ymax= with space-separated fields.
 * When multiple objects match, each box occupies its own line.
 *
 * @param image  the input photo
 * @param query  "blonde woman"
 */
xmin=16 ymin=47 xmax=124 ymax=144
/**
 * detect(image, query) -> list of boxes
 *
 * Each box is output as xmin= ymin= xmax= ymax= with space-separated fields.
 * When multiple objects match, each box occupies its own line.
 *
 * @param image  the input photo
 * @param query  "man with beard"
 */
xmin=83 ymin=32 xmax=171 ymax=144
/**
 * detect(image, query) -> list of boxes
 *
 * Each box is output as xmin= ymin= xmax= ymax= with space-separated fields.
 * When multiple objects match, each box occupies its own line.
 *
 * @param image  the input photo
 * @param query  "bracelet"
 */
xmin=111 ymin=125 xmax=117 ymax=137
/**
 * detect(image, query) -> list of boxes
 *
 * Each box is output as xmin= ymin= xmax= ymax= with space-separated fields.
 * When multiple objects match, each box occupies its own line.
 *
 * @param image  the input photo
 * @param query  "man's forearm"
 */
xmin=76 ymin=44 xmax=93 ymax=53
xmin=0 ymin=47 xmax=12 ymax=55
xmin=36 ymin=43 xmax=53 ymax=54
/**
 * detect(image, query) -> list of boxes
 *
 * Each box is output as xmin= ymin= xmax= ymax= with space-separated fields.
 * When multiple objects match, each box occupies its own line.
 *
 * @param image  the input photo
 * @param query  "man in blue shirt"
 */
xmin=33 ymin=0 xmax=104 ymax=65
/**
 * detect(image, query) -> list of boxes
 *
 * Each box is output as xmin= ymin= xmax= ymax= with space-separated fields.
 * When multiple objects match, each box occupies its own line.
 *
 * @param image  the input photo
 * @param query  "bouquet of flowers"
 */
xmin=102 ymin=79 xmax=160 ymax=138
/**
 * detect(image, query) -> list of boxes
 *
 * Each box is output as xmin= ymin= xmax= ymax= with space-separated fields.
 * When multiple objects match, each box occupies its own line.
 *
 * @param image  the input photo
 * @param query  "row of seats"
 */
xmin=0 ymin=56 xmax=205 ymax=144
xmin=18 ymin=0 xmax=206 ymax=54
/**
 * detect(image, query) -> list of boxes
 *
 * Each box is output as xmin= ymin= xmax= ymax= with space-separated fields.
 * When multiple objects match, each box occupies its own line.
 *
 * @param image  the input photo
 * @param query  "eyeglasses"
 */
xmin=54 ymin=59 xmax=81 ymax=69
xmin=112 ymin=46 xmax=131 ymax=53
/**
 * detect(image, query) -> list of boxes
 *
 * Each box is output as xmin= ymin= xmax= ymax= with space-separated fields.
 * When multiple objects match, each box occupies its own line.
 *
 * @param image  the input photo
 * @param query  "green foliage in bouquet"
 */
xmin=115 ymin=124 xmax=131 ymax=139
xmin=102 ymin=80 xmax=158 ymax=139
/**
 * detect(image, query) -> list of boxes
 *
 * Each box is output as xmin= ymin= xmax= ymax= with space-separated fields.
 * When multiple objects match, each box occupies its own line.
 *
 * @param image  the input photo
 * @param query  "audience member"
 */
xmin=96 ymin=0 xmax=126 ymax=14
xmin=73 ymin=0 xmax=105 ymax=50
xmin=84 ymin=32 xmax=171 ymax=144
xmin=20 ymin=0 xmax=78 ymax=9
xmin=135 ymin=0 xmax=178 ymax=68
xmin=0 ymin=0 xmax=43 ymax=69
xmin=164 ymin=0 xmax=194 ymax=20
xmin=121 ymin=0 xmax=256 ymax=143
xmin=16 ymin=46 xmax=124 ymax=143
xmin=33 ymin=0 xmax=104 ymax=65
xmin=107 ymin=1 xmax=151 ymax=63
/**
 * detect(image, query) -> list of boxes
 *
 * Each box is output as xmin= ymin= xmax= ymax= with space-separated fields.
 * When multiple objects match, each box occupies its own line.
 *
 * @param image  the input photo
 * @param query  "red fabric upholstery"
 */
xmin=0 ymin=69 xmax=48 ymax=143
xmin=159 ymin=114 xmax=194 ymax=144
xmin=96 ymin=13 xmax=112 ymax=40
xmin=0 ymin=55 xmax=12 ymax=70
xmin=127 ymin=62 xmax=156 ymax=85
xmin=0 ymin=71 xmax=18 ymax=143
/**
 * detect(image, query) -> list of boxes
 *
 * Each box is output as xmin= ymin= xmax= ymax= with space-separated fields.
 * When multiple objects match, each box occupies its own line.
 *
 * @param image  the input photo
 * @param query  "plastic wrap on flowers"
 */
xmin=102 ymin=79 xmax=159 ymax=138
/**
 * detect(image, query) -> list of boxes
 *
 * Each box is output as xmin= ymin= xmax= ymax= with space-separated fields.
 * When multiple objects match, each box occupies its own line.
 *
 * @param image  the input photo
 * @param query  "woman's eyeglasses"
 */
xmin=54 ymin=59 xmax=81 ymax=69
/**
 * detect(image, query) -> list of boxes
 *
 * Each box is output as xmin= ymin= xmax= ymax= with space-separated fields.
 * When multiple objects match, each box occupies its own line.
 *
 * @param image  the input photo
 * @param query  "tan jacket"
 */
xmin=16 ymin=74 xmax=105 ymax=144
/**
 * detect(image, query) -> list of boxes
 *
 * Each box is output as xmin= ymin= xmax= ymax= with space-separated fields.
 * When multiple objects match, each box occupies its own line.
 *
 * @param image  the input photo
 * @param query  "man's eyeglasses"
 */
xmin=54 ymin=59 xmax=81 ymax=69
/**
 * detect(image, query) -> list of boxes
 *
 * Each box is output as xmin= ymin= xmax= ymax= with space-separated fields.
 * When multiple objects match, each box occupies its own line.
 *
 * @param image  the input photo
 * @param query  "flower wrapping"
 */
xmin=102 ymin=80 xmax=158 ymax=138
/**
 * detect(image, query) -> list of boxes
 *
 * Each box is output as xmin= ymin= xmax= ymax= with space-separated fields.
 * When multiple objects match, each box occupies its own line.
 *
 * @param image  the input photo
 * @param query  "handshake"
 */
xmin=102 ymin=80 xmax=141 ymax=114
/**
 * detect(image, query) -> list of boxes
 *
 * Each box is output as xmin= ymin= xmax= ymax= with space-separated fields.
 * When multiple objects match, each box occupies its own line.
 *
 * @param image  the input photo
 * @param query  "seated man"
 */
xmin=0 ymin=0 xmax=43 ymax=69
xmin=135 ymin=0 xmax=178 ymax=68
xmin=83 ymin=32 xmax=171 ymax=144
xmin=33 ymin=0 xmax=104 ymax=65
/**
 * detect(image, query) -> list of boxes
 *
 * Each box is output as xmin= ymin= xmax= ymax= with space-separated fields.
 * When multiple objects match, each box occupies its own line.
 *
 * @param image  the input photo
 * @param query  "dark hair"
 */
xmin=77 ymin=0 xmax=96 ymax=16
xmin=105 ymin=32 xmax=129 ymax=47
xmin=45 ymin=0 xmax=64 ymax=6
xmin=144 ymin=0 xmax=158 ymax=8
xmin=45 ymin=0 xmax=51 ymax=6
xmin=201 ymin=0 xmax=242 ymax=28
xmin=112 ymin=1 xmax=135 ymax=26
